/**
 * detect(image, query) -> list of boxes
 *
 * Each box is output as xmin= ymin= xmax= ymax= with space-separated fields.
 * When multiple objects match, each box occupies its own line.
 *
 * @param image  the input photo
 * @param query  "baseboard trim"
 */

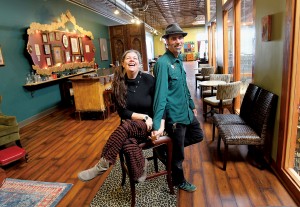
xmin=18 ymin=105 xmax=60 ymax=128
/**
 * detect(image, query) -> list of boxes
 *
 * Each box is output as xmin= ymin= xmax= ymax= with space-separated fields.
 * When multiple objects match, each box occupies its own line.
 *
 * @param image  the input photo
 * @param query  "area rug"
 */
xmin=91 ymin=150 xmax=177 ymax=207
xmin=0 ymin=178 xmax=73 ymax=207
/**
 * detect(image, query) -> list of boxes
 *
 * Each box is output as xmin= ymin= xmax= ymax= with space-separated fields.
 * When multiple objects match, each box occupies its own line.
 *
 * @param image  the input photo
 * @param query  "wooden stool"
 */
xmin=119 ymin=136 xmax=174 ymax=207
xmin=0 ymin=168 xmax=6 ymax=187
xmin=0 ymin=146 xmax=28 ymax=166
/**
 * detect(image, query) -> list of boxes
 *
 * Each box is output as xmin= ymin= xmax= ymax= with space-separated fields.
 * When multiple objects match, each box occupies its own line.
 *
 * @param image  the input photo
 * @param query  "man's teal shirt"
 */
xmin=153 ymin=50 xmax=195 ymax=130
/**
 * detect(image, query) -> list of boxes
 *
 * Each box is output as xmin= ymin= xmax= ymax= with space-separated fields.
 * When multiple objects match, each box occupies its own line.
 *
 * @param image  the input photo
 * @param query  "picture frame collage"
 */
xmin=40 ymin=32 xmax=86 ymax=67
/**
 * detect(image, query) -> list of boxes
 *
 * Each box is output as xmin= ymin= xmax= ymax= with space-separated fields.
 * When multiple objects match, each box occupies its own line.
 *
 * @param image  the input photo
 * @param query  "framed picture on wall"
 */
xmin=46 ymin=57 xmax=52 ymax=66
xmin=99 ymin=38 xmax=108 ymax=60
xmin=42 ymin=33 xmax=48 ymax=43
xmin=62 ymin=34 xmax=69 ymax=48
xmin=55 ymin=32 xmax=60 ymax=41
xmin=44 ymin=44 xmax=51 ymax=55
xmin=0 ymin=46 xmax=5 ymax=66
xmin=70 ymin=37 xmax=80 ymax=55
xmin=262 ymin=15 xmax=272 ymax=41
xmin=65 ymin=51 xmax=71 ymax=62
xmin=49 ymin=32 xmax=55 ymax=42
xmin=51 ymin=45 xmax=63 ymax=65
xmin=78 ymin=37 xmax=83 ymax=55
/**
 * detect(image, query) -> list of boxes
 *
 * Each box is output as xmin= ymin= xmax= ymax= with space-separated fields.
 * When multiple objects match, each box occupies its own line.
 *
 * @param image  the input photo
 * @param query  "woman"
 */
xmin=78 ymin=50 xmax=165 ymax=182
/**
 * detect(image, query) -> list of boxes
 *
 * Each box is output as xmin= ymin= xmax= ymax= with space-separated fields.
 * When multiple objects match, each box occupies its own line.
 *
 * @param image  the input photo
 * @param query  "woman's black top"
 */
xmin=117 ymin=71 xmax=155 ymax=120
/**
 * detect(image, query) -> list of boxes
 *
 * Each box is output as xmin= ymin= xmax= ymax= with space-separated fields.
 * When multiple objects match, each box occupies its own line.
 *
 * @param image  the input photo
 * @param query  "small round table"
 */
xmin=199 ymin=80 xmax=227 ymax=96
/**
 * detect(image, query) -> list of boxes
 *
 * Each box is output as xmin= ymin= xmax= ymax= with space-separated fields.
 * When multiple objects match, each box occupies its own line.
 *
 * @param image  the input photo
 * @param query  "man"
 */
xmin=151 ymin=23 xmax=204 ymax=192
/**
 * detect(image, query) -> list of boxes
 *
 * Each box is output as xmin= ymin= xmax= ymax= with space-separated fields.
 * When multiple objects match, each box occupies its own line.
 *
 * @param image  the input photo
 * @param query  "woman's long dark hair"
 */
xmin=112 ymin=50 xmax=142 ymax=108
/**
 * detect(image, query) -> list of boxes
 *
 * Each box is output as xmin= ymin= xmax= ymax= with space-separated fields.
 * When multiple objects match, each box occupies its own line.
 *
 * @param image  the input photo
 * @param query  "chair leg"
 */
xmin=212 ymin=123 xmax=216 ymax=141
xmin=217 ymin=135 xmax=222 ymax=156
xmin=129 ymin=177 xmax=136 ymax=207
xmin=203 ymin=102 xmax=207 ymax=121
xmin=153 ymin=149 xmax=159 ymax=172
xmin=223 ymin=144 xmax=228 ymax=171
xmin=119 ymin=152 xmax=127 ymax=186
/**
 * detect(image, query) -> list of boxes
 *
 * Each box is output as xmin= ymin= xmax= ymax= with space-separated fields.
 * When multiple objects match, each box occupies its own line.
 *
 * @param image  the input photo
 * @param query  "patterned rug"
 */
xmin=0 ymin=178 xmax=72 ymax=207
xmin=91 ymin=150 xmax=177 ymax=207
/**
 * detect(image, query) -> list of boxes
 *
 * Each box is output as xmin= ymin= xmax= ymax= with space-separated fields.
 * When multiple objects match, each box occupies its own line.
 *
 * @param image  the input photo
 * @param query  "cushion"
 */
xmin=218 ymin=124 xmax=264 ymax=145
xmin=203 ymin=96 xmax=233 ymax=106
xmin=0 ymin=125 xmax=19 ymax=136
xmin=0 ymin=146 xmax=26 ymax=166
xmin=212 ymin=114 xmax=246 ymax=126
xmin=0 ymin=116 xmax=17 ymax=126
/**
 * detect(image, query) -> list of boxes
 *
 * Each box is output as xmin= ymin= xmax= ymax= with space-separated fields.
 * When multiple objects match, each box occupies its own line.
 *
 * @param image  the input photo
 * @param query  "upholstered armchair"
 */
xmin=202 ymin=74 xmax=232 ymax=97
xmin=0 ymin=96 xmax=22 ymax=148
xmin=203 ymin=81 xmax=241 ymax=121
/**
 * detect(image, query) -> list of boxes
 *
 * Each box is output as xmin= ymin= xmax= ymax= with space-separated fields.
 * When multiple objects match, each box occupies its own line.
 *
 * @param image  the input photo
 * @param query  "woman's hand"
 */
xmin=145 ymin=116 xmax=153 ymax=132
xmin=150 ymin=119 xmax=165 ymax=142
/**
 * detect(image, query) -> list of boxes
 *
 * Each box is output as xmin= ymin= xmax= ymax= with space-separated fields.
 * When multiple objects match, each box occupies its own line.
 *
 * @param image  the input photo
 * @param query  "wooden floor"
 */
xmin=3 ymin=61 xmax=298 ymax=207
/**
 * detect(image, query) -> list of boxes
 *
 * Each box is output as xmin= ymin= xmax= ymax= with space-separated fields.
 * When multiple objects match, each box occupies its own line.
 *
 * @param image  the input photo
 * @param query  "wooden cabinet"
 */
xmin=69 ymin=75 xmax=112 ymax=120
xmin=110 ymin=23 xmax=147 ymax=71
xmin=186 ymin=53 xmax=194 ymax=61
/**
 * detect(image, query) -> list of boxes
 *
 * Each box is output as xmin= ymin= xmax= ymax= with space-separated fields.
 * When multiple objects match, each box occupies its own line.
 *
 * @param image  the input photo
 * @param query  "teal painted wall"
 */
xmin=0 ymin=0 xmax=114 ymax=123
xmin=254 ymin=0 xmax=286 ymax=159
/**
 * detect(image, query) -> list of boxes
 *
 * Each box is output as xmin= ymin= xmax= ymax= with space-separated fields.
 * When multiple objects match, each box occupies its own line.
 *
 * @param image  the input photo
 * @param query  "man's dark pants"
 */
xmin=165 ymin=115 xmax=203 ymax=186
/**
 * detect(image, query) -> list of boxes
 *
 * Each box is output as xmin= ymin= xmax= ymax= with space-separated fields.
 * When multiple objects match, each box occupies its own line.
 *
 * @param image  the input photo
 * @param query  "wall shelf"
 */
xmin=23 ymin=69 xmax=95 ymax=96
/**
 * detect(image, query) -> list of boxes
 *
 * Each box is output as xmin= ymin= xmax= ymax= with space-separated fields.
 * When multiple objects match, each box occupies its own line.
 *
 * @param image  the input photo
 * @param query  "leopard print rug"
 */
xmin=90 ymin=150 xmax=177 ymax=207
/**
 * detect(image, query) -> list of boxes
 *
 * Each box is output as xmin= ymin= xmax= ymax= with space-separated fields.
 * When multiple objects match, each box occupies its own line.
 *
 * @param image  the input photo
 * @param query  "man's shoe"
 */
xmin=78 ymin=157 xmax=109 ymax=182
xmin=178 ymin=181 xmax=197 ymax=192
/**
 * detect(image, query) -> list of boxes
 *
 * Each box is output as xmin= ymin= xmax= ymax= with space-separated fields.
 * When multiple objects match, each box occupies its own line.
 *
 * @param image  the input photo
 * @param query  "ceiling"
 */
xmin=68 ymin=0 xmax=216 ymax=32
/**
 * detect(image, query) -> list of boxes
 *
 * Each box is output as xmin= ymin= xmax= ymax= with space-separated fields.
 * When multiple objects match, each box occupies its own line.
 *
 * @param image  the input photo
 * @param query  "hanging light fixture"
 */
xmin=131 ymin=16 xmax=135 ymax=23
xmin=114 ymin=0 xmax=119 ymax=15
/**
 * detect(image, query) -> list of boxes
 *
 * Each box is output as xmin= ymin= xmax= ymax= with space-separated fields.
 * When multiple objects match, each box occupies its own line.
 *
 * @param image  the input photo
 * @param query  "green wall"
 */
xmin=254 ymin=0 xmax=286 ymax=159
xmin=0 ymin=0 xmax=115 ymax=123
xmin=214 ymin=0 xmax=286 ymax=160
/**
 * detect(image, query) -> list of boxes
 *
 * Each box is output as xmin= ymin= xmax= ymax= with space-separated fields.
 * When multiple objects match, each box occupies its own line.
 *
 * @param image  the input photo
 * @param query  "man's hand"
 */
xmin=193 ymin=108 xmax=197 ymax=116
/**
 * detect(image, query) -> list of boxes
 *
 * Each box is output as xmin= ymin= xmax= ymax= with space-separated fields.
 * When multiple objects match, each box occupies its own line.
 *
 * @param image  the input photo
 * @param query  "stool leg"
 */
xmin=15 ymin=140 xmax=23 ymax=148
xmin=25 ymin=153 xmax=29 ymax=162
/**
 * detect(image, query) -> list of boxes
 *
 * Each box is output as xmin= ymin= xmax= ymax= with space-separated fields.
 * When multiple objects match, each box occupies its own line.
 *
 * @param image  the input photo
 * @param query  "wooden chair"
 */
xmin=203 ymin=81 xmax=241 ymax=121
xmin=119 ymin=136 xmax=174 ymax=207
xmin=103 ymin=89 xmax=116 ymax=119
